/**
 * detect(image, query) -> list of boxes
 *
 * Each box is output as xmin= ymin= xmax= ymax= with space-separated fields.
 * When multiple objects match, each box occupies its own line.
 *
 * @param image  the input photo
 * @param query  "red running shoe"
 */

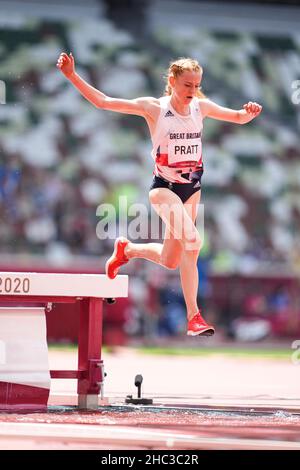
xmin=187 ymin=311 xmax=215 ymax=337
xmin=105 ymin=237 xmax=130 ymax=279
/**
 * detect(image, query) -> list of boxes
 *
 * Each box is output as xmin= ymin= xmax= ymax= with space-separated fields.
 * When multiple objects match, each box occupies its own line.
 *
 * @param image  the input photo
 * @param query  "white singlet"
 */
xmin=151 ymin=96 xmax=203 ymax=184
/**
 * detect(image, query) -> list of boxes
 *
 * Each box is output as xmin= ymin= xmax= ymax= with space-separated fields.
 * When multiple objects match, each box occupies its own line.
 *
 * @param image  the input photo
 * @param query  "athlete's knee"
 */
xmin=161 ymin=255 xmax=180 ymax=270
xmin=183 ymin=231 xmax=202 ymax=252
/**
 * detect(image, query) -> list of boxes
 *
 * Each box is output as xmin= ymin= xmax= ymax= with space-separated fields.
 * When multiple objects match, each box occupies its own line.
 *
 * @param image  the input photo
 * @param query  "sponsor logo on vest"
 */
xmin=165 ymin=110 xmax=174 ymax=117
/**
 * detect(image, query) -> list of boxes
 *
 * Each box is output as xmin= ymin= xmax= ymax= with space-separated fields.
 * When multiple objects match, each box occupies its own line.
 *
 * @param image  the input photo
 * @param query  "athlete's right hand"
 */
xmin=56 ymin=52 xmax=75 ymax=79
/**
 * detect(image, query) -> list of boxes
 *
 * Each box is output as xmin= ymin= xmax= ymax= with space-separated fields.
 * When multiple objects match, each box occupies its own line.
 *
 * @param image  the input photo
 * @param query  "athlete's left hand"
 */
xmin=243 ymin=101 xmax=262 ymax=117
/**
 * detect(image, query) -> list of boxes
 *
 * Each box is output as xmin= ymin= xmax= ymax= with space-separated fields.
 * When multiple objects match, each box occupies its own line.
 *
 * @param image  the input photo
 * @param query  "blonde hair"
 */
xmin=164 ymin=57 xmax=205 ymax=98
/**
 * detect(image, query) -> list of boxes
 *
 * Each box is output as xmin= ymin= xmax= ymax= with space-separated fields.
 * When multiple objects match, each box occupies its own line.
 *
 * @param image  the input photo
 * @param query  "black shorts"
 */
xmin=149 ymin=171 xmax=203 ymax=204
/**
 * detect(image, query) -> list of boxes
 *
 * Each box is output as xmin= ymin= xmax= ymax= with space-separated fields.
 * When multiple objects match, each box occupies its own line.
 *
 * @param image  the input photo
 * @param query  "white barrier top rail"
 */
xmin=0 ymin=272 xmax=128 ymax=298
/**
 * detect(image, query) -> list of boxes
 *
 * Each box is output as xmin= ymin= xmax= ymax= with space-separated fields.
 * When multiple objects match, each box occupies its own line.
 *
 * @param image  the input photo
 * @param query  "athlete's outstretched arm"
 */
xmin=199 ymin=98 xmax=262 ymax=124
xmin=56 ymin=52 xmax=152 ymax=117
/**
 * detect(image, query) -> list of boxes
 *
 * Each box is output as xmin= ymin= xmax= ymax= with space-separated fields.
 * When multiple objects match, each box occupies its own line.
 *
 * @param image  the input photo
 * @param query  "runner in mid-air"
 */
xmin=57 ymin=53 xmax=262 ymax=337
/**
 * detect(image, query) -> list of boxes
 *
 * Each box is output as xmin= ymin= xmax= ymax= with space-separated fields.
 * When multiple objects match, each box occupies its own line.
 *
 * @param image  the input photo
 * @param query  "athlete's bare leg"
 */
xmin=124 ymin=189 xmax=202 ymax=320
xmin=178 ymin=191 xmax=201 ymax=320
xmin=124 ymin=189 xmax=199 ymax=267
xmin=124 ymin=232 xmax=182 ymax=269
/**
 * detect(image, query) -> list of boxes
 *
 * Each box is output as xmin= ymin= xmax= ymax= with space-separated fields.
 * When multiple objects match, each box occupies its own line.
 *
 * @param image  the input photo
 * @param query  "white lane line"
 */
xmin=0 ymin=422 xmax=300 ymax=449
xmin=0 ymin=421 xmax=196 ymax=441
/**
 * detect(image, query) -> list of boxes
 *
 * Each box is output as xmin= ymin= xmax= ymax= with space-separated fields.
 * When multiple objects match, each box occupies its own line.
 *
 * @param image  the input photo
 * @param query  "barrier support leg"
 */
xmin=77 ymin=298 xmax=103 ymax=409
